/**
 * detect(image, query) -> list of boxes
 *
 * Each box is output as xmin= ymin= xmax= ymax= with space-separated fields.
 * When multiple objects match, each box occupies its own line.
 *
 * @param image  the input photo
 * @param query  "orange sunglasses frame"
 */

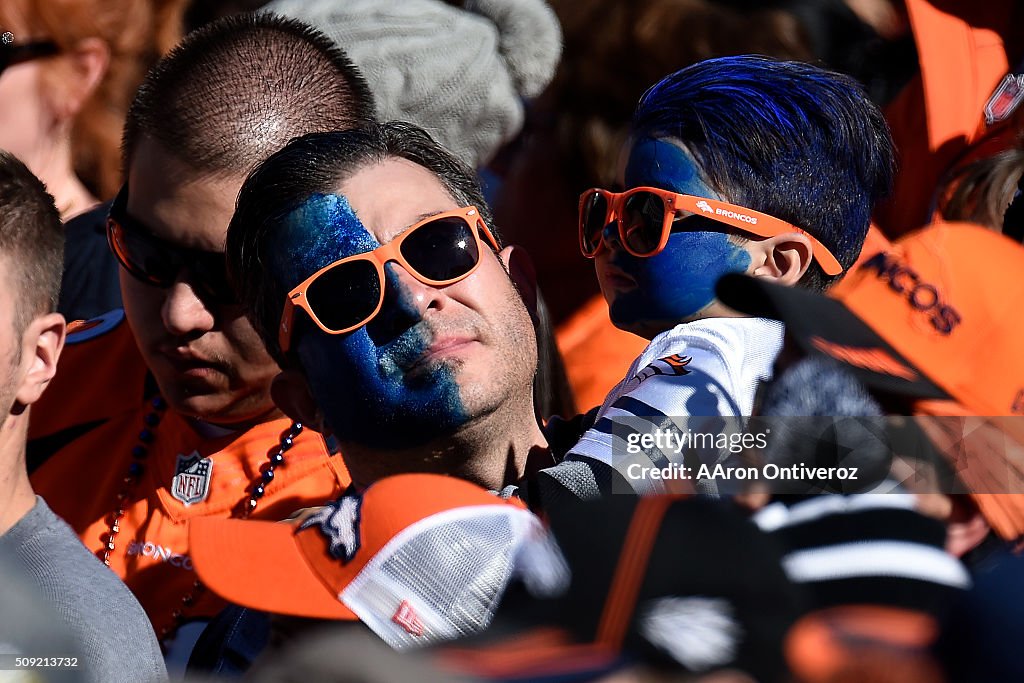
xmin=578 ymin=186 xmax=843 ymax=276
xmin=279 ymin=206 xmax=500 ymax=352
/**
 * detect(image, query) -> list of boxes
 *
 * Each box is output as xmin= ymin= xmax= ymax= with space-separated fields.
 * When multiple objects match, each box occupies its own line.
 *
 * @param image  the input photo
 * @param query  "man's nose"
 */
xmin=364 ymin=262 xmax=445 ymax=345
xmin=161 ymin=276 xmax=217 ymax=339
xmin=602 ymin=219 xmax=624 ymax=251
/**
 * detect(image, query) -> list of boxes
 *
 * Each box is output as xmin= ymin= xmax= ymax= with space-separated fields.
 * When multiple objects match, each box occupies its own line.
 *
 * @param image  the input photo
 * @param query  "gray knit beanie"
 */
xmin=264 ymin=0 xmax=562 ymax=168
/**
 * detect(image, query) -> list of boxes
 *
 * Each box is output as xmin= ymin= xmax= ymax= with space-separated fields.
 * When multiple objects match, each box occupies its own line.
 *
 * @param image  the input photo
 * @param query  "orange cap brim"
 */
xmin=190 ymin=517 xmax=357 ymax=620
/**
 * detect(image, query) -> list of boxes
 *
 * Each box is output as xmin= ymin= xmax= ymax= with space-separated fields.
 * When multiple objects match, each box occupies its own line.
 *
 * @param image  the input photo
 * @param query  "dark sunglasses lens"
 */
xmin=191 ymin=254 xmax=236 ymax=304
xmin=581 ymin=192 xmax=609 ymax=253
xmin=622 ymin=191 xmax=666 ymax=255
xmin=306 ymin=259 xmax=382 ymax=332
xmin=111 ymin=222 xmax=180 ymax=285
xmin=400 ymin=217 xmax=480 ymax=282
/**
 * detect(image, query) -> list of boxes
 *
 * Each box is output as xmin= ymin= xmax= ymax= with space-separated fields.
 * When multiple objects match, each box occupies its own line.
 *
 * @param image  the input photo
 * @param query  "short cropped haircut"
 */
xmin=227 ymin=121 xmax=497 ymax=365
xmin=0 ymin=152 xmax=64 ymax=331
xmin=632 ymin=55 xmax=895 ymax=291
xmin=122 ymin=12 xmax=376 ymax=176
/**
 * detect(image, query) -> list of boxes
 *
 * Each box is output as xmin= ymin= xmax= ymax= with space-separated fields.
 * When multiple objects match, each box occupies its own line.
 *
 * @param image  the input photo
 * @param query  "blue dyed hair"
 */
xmin=632 ymin=55 xmax=895 ymax=290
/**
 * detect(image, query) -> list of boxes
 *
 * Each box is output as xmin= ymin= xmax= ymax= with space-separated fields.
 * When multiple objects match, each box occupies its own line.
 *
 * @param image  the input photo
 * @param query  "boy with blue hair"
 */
xmin=549 ymin=55 xmax=896 ymax=495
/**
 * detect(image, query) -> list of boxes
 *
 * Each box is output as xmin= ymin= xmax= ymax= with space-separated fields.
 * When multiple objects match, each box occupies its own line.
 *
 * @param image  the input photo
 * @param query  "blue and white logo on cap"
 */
xmin=299 ymin=495 xmax=363 ymax=563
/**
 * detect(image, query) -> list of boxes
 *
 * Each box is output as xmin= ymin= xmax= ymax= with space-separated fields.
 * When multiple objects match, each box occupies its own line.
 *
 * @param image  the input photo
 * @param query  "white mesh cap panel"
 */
xmin=340 ymin=505 xmax=543 ymax=649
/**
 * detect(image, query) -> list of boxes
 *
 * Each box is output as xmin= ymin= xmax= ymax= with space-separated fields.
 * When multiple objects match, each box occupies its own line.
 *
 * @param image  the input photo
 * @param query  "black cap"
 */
xmin=715 ymin=273 xmax=949 ymax=402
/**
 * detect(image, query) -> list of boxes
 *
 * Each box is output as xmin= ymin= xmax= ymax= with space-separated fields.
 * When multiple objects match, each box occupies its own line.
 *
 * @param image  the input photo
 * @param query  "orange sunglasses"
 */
xmin=279 ymin=206 xmax=500 ymax=352
xmin=579 ymin=186 xmax=843 ymax=276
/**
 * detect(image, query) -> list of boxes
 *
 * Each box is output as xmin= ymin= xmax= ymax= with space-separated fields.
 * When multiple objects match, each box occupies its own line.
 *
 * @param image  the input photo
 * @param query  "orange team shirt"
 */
xmin=29 ymin=311 xmax=351 ymax=638
xmin=556 ymin=295 xmax=647 ymax=412
xmin=876 ymin=0 xmax=1019 ymax=237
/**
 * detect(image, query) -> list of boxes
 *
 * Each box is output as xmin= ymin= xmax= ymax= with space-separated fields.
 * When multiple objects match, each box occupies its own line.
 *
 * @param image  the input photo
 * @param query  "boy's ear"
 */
xmin=271 ymin=370 xmax=327 ymax=433
xmin=14 ymin=312 xmax=66 ymax=412
xmin=749 ymin=233 xmax=814 ymax=285
xmin=500 ymin=245 xmax=539 ymax=322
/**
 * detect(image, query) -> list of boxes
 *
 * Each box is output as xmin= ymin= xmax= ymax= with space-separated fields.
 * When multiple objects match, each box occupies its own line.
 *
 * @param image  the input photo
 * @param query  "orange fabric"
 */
xmin=853 ymin=224 xmax=892 ymax=268
xmin=876 ymin=0 xmax=1018 ymax=237
xmin=595 ymin=496 xmax=676 ymax=649
xmin=830 ymin=221 xmax=1024 ymax=417
xmin=831 ymin=221 xmax=1024 ymax=539
xmin=30 ymin=311 xmax=149 ymax=440
xmin=809 ymin=337 xmax=920 ymax=382
xmin=556 ymin=295 xmax=647 ymax=411
xmin=786 ymin=606 xmax=940 ymax=683
xmin=28 ymin=312 xmax=350 ymax=637
xmin=910 ymin=406 xmax=1024 ymax=541
xmin=190 ymin=474 xmax=525 ymax=620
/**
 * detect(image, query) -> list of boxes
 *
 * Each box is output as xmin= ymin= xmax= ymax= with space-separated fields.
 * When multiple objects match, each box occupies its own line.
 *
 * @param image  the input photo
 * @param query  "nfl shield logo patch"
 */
xmin=172 ymin=451 xmax=213 ymax=506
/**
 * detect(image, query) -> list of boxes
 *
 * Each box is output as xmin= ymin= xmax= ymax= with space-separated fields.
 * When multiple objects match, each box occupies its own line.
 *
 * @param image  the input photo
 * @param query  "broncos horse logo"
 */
xmin=298 ymin=495 xmax=363 ymax=563
xmin=695 ymin=200 xmax=714 ymax=214
xmin=633 ymin=354 xmax=693 ymax=385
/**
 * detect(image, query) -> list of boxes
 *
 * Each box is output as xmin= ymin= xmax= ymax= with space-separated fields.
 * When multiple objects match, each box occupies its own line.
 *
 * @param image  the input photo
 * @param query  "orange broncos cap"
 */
xmin=190 ymin=474 xmax=534 ymax=630
xmin=716 ymin=223 xmax=1024 ymax=541
xmin=830 ymin=221 xmax=1024 ymax=417
xmin=833 ymin=222 xmax=1024 ymax=540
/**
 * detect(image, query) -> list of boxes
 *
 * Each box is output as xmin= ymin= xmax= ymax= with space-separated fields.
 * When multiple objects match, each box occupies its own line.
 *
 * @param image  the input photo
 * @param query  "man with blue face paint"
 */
xmin=227 ymin=122 xmax=548 ymax=493
xmin=547 ymin=55 xmax=897 ymax=497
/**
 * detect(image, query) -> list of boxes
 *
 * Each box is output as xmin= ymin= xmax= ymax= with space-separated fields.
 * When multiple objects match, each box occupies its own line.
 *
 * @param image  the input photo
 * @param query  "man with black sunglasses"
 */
xmin=27 ymin=13 xmax=375 ymax=656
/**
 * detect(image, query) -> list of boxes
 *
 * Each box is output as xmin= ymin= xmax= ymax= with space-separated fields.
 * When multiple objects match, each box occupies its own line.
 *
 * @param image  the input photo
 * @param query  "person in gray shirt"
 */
xmin=0 ymin=150 xmax=166 ymax=683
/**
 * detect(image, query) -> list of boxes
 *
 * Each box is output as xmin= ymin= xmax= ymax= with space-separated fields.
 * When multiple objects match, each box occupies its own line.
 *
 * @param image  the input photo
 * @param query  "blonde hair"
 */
xmin=940 ymin=143 xmax=1024 ymax=232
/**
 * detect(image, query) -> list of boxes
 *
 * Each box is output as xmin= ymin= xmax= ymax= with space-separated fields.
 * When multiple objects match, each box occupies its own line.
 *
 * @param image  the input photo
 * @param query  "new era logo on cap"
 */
xmin=393 ymin=600 xmax=425 ymax=637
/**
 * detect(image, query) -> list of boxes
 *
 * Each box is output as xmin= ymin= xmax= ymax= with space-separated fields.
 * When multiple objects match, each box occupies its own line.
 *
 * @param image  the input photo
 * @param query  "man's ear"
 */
xmin=749 ymin=233 xmax=814 ymax=285
xmin=47 ymin=38 xmax=109 ymax=121
xmin=271 ymin=369 xmax=326 ymax=433
xmin=500 ymin=245 xmax=539 ymax=322
xmin=14 ymin=312 xmax=66 ymax=411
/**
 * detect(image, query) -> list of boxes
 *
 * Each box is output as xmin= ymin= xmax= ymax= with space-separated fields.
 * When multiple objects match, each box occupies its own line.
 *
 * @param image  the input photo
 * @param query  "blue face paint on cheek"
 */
xmin=610 ymin=232 xmax=750 ymax=328
xmin=271 ymin=194 xmax=470 ymax=449
xmin=606 ymin=137 xmax=751 ymax=329
xmin=297 ymin=316 xmax=471 ymax=450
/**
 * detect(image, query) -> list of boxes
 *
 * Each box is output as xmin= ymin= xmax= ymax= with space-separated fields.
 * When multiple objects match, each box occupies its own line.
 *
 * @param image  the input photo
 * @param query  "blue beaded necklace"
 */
xmin=99 ymin=396 xmax=303 ymax=641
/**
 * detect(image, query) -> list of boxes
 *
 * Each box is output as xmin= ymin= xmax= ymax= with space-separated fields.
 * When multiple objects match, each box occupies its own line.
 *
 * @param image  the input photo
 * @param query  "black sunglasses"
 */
xmin=0 ymin=40 xmax=59 ymax=76
xmin=106 ymin=185 xmax=236 ymax=305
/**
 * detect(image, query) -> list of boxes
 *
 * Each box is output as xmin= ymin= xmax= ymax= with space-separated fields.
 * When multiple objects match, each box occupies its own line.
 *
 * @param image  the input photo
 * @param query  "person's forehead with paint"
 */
xmin=595 ymin=134 xmax=755 ymax=337
xmin=579 ymin=56 xmax=889 ymax=340
xmin=225 ymin=123 xmax=540 ymax=466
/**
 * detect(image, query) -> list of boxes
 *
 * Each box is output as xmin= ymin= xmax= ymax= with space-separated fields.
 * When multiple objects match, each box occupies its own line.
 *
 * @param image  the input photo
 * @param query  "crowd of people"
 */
xmin=1 ymin=0 xmax=1022 ymax=681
